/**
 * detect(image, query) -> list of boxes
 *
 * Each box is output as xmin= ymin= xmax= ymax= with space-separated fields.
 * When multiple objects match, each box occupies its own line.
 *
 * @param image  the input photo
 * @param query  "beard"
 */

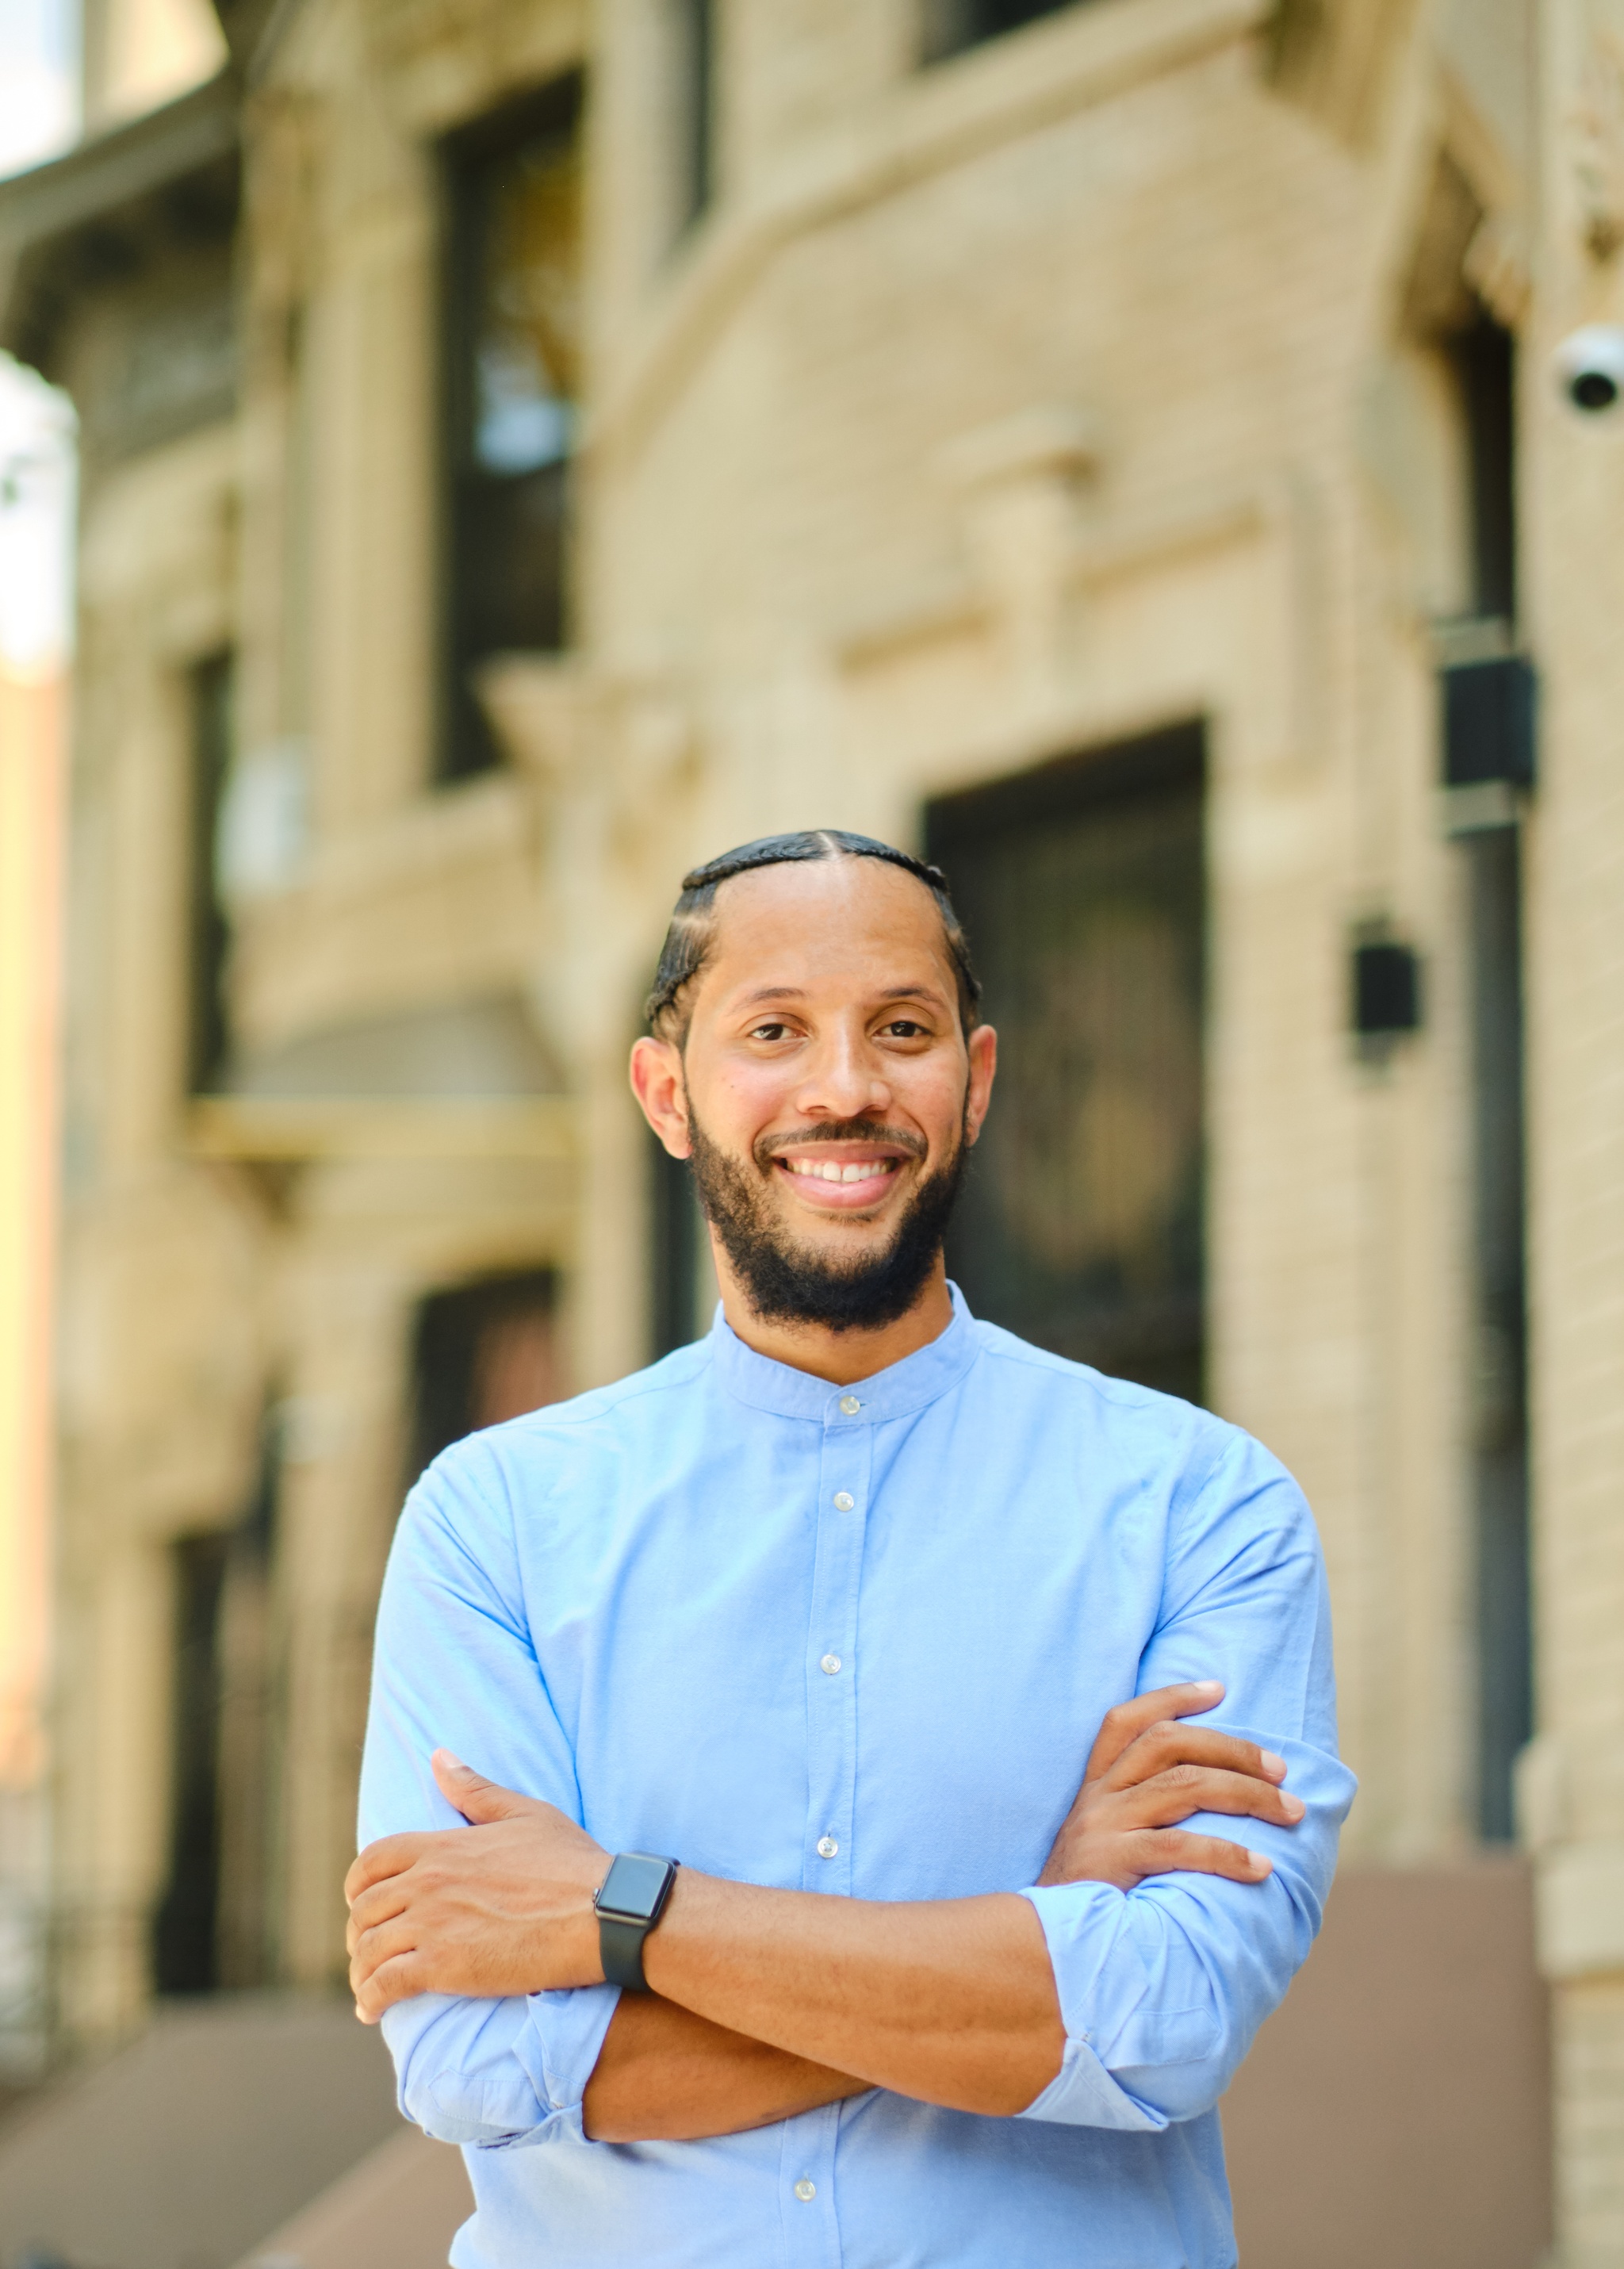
xmin=685 ymin=1102 xmax=968 ymax=1336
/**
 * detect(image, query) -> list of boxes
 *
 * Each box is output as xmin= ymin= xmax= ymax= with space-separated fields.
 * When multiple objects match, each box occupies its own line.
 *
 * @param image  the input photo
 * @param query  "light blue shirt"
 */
xmin=361 ymin=1288 xmax=1354 ymax=2269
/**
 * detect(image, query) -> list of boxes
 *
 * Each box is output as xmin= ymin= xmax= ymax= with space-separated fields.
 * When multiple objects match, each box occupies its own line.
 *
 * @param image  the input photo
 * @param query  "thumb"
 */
xmin=431 ymin=1747 xmax=530 ymax=1823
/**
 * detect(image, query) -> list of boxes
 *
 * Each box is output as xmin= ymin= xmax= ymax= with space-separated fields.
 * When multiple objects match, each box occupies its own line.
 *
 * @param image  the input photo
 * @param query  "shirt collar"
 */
xmin=707 ymin=1282 xmax=982 ymax=1425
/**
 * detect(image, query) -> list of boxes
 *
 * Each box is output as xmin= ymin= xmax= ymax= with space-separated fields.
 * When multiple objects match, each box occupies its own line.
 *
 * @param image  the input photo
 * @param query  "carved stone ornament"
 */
xmin=1572 ymin=13 xmax=1624 ymax=262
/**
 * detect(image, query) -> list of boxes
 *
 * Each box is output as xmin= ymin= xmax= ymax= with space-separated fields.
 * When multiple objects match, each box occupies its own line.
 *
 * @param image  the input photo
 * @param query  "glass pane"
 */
xmin=470 ymin=128 xmax=582 ymax=475
xmin=441 ymin=81 xmax=583 ymax=778
xmin=928 ymin=728 xmax=1205 ymax=1401
xmin=921 ymin=0 xmax=1081 ymax=65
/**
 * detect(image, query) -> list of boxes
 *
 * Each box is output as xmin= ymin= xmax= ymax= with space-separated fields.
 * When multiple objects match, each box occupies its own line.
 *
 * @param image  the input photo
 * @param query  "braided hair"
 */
xmin=644 ymin=829 xmax=981 ymax=1044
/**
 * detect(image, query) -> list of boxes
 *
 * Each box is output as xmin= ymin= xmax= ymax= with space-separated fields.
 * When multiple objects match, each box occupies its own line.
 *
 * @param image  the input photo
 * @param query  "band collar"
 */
xmin=708 ymin=1282 xmax=981 ymax=1425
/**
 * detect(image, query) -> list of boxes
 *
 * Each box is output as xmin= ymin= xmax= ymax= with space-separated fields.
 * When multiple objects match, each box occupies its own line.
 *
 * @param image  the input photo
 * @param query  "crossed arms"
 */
xmin=347 ymin=1684 xmax=1302 ymax=2144
xmin=350 ymin=1432 xmax=1354 ymax=2150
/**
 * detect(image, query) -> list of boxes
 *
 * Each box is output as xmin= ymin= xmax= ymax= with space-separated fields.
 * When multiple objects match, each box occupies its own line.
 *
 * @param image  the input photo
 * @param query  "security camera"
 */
xmin=1553 ymin=325 xmax=1624 ymax=413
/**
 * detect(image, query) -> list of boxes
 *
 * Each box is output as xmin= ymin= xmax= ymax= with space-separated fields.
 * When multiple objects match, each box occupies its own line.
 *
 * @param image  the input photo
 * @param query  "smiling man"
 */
xmin=349 ymin=830 xmax=1355 ymax=2269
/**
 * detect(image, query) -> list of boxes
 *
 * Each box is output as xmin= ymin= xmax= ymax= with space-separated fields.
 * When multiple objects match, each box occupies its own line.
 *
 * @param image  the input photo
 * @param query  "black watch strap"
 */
xmin=593 ymin=1853 xmax=679 ymax=1991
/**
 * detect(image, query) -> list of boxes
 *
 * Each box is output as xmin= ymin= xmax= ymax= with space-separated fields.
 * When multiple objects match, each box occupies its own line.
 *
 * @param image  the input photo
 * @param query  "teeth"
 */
xmin=787 ymin=1157 xmax=896 ymax=1183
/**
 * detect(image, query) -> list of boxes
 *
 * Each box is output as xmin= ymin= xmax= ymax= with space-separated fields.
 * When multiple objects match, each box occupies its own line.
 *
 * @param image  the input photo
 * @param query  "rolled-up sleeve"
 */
xmin=1017 ymin=1428 xmax=1358 ymax=2129
xmin=359 ymin=1443 xmax=619 ymax=2149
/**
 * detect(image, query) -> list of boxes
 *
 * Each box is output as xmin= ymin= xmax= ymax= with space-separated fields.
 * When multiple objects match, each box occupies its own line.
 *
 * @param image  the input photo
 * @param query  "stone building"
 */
xmin=2 ymin=0 xmax=1622 ymax=2260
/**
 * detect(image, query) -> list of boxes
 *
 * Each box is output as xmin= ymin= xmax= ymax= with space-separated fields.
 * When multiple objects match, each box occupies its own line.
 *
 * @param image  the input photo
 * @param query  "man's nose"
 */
xmin=792 ymin=1030 xmax=891 ymax=1121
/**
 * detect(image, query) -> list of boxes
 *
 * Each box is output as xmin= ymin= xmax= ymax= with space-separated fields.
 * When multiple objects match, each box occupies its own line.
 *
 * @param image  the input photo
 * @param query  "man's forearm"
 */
xmin=641 ymin=1872 xmax=1063 ymax=2118
xmin=583 ymin=1994 xmax=870 ymax=2141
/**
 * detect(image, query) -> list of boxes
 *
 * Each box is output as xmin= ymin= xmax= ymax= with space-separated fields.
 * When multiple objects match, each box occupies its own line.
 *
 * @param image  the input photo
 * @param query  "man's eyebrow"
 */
xmin=731 ymin=982 xmax=949 ymax=1010
xmin=875 ymin=983 xmax=949 ymax=1004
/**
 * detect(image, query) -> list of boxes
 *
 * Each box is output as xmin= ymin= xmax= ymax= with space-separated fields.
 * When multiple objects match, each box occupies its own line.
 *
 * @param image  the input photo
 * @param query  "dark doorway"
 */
xmin=925 ymin=723 xmax=1207 ymax=1401
xmin=151 ymin=1413 xmax=284 ymax=1996
xmin=1465 ymin=824 xmax=1530 ymax=1839
xmin=152 ymin=1534 xmax=228 ymax=1994
xmin=214 ymin=1417 xmax=282 ymax=1989
xmin=409 ymin=1268 xmax=563 ymax=1481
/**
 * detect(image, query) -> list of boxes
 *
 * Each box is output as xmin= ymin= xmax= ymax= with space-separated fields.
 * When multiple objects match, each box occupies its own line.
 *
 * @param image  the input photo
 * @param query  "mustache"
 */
xmin=755 ymin=1120 xmax=929 ymax=1168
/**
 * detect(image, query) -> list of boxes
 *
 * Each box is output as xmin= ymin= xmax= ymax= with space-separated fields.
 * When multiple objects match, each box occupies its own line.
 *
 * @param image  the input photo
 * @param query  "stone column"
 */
xmin=1525 ymin=6 xmax=1624 ymax=2260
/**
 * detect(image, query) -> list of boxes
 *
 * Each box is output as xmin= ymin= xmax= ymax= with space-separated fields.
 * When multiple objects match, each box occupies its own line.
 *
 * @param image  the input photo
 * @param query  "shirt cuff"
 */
xmin=512 ymin=1982 xmax=622 ymax=2126
xmin=1016 ymin=1882 xmax=1168 ymax=2133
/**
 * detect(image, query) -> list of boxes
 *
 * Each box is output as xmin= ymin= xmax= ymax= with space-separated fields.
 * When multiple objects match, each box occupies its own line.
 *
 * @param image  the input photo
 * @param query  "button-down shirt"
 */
xmin=361 ymin=1289 xmax=1354 ymax=2269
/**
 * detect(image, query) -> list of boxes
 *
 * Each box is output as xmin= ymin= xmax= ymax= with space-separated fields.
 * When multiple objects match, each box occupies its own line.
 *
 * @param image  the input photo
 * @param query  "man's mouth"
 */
xmin=769 ymin=1148 xmax=911 ymax=1207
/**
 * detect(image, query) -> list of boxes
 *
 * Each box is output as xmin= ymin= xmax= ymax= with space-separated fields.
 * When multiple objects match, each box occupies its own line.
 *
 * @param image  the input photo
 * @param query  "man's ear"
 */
xmin=964 ymin=1023 xmax=998 ymax=1146
xmin=630 ymin=1035 xmax=692 ymax=1159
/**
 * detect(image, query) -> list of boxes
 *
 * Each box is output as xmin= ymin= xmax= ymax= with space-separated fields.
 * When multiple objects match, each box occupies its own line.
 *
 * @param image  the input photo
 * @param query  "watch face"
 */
xmin=596 ymin=1852 xmax=673 ymax=1923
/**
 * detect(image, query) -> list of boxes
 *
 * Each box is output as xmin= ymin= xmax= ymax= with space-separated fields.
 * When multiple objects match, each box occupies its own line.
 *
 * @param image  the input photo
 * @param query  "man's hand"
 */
xmin=345 ymin=1751 xmax=608 ymax=2022
xmin=1037 ymin=1681 xmax=1302 ymax=1891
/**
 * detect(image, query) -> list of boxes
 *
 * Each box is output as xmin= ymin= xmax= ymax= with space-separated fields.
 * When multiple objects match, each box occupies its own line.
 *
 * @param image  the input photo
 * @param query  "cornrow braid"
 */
xmin=644 ymin=829 xmax=982 ymax=1044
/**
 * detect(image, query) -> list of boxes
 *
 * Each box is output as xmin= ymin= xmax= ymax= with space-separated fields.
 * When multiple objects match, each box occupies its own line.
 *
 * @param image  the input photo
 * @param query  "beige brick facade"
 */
xmin=4 ymin=0 xmax=1622 ymax=2255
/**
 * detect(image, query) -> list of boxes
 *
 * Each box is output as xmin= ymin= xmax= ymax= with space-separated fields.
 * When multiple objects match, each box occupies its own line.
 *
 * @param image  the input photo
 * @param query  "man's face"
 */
xmin=633 ymin=858 xmax=997 ymax=1332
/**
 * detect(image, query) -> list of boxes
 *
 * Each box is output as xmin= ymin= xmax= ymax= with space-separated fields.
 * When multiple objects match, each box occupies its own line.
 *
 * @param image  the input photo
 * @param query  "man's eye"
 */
xmin=749 ymin=1022 xmax=793 ymax=1042
xmin=880 ymin=1020 xmax=928 ymax=1039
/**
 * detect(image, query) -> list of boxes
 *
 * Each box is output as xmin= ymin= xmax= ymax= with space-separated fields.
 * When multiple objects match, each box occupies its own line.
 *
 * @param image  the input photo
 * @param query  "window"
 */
xmin=668 ymin=0 xmax=716 ymax=239
xmin=1450 ymin=313 xmax=1517 ymax=628
xmin=409 ymin=1269 xmax=564 ymax=1479
xmin=1443 ymin=305 xmax=1530 ymax=1842
xmin=186 ymin=651 xmax=233 ymax=1092
xmin=925 ymin=724 xmax=1206 ymax=1403
xmin=921 ymin=0 xmax=1082 ymax=65
xmin=439 ymin=79 xmax=584 ymax=781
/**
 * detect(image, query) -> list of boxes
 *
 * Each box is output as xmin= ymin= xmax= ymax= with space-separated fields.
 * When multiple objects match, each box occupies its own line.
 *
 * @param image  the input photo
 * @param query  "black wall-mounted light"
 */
xmin=1442 ymin=654 xmax=1538 ymax=791
xmin=1351 ymin=938 xmax=1423 ymax=1041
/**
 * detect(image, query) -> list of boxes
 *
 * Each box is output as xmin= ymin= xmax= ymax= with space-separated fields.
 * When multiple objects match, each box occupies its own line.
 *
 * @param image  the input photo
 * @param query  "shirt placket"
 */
xmin=779 ymin=1393 xmax=873 ymax=2267
xmin=802 ymin=1398 xmax=871 ymax=1898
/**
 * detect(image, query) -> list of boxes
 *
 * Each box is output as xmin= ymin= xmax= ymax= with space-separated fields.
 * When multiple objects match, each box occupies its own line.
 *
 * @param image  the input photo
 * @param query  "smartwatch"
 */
xmin=593 ymin=1852 xmax=680 ymax=1991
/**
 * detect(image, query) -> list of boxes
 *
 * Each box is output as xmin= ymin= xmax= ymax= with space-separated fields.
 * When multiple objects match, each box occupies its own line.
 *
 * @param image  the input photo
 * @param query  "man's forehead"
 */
xmin=701 ymin=857 xmax=955 ymax=991
xmin=709 ymin=853 xmax=940 ymax=932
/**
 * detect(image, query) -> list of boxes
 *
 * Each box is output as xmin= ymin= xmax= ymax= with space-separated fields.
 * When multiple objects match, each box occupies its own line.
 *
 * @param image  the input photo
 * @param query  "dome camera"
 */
xmin=1553 ymin=325 xmax=1624 ymax=413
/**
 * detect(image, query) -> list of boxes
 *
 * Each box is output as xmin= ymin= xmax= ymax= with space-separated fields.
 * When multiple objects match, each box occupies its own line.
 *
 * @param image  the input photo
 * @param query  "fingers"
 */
xmin=1101 ymin=1722 xmax=1288 ymax=1795
xmin=345 ymin=1832 xmax=430 ymax=1907
xmin=354 ymin=1949 xmax=427 ymax=2025
xmin=1084 ymin=1682 xmax=1224 ymax=1783
xmin=345 ymin=1873 xmax=412 ymax=1956
xmin=349 ymin=1913 xmax=418 ymax=1996
xmin=431 ymin=1749 xmax=531 ymax=1824
xmin=1111 ymin=1763 xmax=1306 ymax=1831
xmin=1121 ymin=1828 xmax=1274 ymax=1886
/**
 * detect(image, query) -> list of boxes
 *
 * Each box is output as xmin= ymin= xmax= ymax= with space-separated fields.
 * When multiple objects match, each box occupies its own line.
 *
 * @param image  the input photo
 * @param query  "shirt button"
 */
xmin=820 ymin=1654 xmax=842 ymax=1675
xmin=839 ymin=1395 xmax=861 ymax=1416
xmin=833 ymin=1491 xmax=854 ymax=1511
xmin=794 ymin=2178 xmax=816 ymax=2202
xmin=817 ymin=1834 xmax=838 ymax=1858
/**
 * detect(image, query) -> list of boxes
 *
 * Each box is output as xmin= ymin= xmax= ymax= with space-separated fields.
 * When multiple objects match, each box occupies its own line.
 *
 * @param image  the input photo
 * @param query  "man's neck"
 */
xmin=712 ymin=1254 xmax=956 ymax=1386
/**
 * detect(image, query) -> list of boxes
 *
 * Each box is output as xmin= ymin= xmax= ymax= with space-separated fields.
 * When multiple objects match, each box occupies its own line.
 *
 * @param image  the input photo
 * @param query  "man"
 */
xmin=348 ymin=829 xmax=1354 ymax=2268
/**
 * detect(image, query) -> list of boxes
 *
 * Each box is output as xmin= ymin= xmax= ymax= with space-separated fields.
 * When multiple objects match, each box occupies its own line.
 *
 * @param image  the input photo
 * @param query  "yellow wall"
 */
xmin=0 ymin=665 xmax=62 ymax=1792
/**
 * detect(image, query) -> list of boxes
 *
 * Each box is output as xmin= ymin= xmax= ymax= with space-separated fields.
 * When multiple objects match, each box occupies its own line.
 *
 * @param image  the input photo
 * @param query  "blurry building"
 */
xmin=1 ymin=0 xmax=1622 ymax=2262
